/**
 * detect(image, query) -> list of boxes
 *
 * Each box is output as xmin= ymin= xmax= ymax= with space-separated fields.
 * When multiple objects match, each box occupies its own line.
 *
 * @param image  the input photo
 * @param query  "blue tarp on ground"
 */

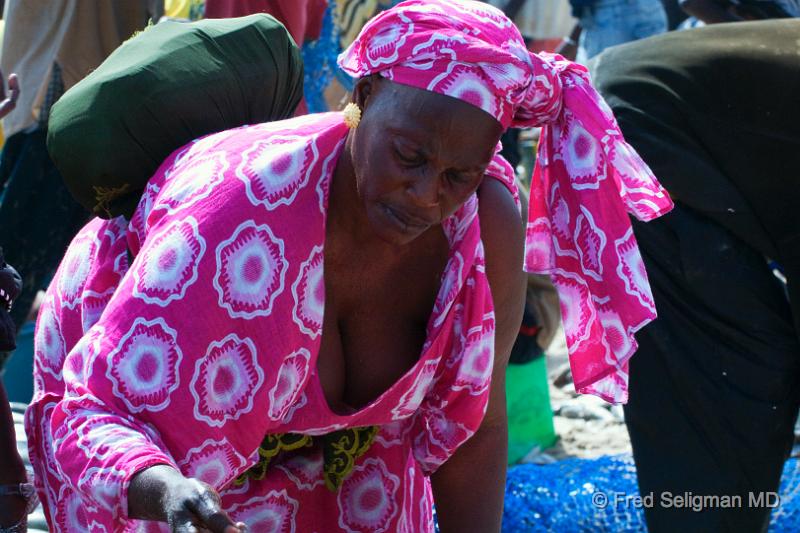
xmin=503 ymin=454 xmax=800 ymax=532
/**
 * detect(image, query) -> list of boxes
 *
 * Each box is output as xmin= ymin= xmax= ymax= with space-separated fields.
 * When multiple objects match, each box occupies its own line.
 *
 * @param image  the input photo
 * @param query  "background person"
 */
xmin=592 ymin=19 xmax=800 ymax=532
xmin=556 ymin=0 xmax=668 ymax=62
xmin=0 ymin=0 xmax=159 ymax=335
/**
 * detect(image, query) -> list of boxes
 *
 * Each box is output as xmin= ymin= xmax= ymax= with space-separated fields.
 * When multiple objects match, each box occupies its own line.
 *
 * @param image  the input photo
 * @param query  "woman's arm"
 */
xmin=431 ymin=177 xmax=527 ymax=532
xmin=0 ymin=379 xmax=27 ymax=528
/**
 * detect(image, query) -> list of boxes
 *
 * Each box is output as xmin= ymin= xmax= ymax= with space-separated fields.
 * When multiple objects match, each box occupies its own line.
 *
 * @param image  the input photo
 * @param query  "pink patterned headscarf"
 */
xmin=338 ymin=0 xmax=673 ymax=403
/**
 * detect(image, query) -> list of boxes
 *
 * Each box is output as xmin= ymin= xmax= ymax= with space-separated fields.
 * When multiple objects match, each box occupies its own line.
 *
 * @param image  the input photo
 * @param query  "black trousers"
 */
xmin=624 ymin=203 xmax=800 ymax=533
xmin=0 ymin=129 xmax=87 ymax=331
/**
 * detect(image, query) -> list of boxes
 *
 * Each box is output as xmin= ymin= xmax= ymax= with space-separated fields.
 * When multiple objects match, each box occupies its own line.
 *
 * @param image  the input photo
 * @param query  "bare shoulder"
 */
xmin=477 ymin=177 xmax=525 ymax=275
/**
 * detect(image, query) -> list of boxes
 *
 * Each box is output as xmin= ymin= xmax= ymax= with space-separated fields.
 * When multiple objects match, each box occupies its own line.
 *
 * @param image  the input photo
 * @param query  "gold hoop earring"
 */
xmin=343 ymin=102 xmax=362 ymax=129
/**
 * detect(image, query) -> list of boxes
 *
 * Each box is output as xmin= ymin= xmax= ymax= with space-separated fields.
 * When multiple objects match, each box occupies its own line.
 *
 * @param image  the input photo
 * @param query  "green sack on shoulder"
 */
xmin=47 ymin=14 xmax=304 ymax=219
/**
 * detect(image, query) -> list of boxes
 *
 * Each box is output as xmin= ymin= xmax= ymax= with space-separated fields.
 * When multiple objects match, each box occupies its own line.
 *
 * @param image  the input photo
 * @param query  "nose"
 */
xmin=406 ymin=173 xmax=440 ymax=208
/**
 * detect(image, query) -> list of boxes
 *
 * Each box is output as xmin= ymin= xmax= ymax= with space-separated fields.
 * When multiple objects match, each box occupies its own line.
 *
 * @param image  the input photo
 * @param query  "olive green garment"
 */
xmin=47 ymin=14 xmax=304 ymax=219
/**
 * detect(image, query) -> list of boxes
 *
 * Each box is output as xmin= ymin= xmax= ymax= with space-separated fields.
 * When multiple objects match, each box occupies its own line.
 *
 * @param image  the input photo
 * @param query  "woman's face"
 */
xmin=348 ymin=76 xmax=503 ymax=246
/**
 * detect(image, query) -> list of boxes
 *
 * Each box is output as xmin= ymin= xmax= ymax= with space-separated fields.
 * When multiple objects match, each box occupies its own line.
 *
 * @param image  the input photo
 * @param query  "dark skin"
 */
xmin=128 ymin=77 xmax=526 ymax=532
xmin=0 ymin=71 xmax=27 ymax=530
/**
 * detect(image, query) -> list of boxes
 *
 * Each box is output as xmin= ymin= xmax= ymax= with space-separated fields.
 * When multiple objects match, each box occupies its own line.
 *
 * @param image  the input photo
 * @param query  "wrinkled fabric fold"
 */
xmin=526 ymin=63 xmax=673 ymax=402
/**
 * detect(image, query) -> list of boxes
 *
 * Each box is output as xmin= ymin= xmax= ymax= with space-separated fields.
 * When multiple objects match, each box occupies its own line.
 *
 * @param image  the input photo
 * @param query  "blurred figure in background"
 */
xmin=680 ymin=0 xmax=799 ymax=23
xmin=0 ymin=1 xmax=159 ymax=339
xmin=487 ymin=0 xmax=576 ymax=53
xmin=0 ymin=248 xmax=31 ymax=533
xmin=204 ymin=0 xmax=327 ymax=45
xmin=592 ymin=19 xmax=800 ymax=532
xmin=0 ymin=67 xmax=34 ymax=533
xmin=557 ymin=0 xmax=668 ymax=62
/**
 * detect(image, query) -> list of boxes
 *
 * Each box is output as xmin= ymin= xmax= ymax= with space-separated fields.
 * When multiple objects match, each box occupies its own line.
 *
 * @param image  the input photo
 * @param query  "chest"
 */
xmin=316 ymin=230 xmax=449 ymax=413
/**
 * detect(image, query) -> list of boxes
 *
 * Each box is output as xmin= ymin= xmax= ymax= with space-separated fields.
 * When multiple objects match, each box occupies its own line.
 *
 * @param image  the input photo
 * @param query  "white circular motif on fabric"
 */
xmin=550 ymin=183 xmax=571 ymax=239
xmin=156 ymin=151 xmax=229 ymax=214
xmin=214 ymin=221 xmax=288 ymax=319
xmin=608 ymin=138 xmax=658 ymax=193
xmin=403 ymin=32 xmax=467 ymax=71
xmin=71 ymin=410 xmax=151 ymax=464
xmin=551 ymin=269 xmax=596 ymax=350
xmin=80 ymin=291 xmax=114 ymax=333
xmin=431 ymin=251 xmax=464 ymax=329
xmin=62 ymin=346 xmax=85 ymax=385
xmin=106 ymin=318 xmax=183 ymax=413
xmin=275 ymin=451 xmax=325 ymax=492
xmin=57 ymin=232 xmax=100 ymax=310
xmin=229 ymin=490 xmax=299 ymax=533
xmin=391 ymin=359 xmax=439 ymax=420
xmin=268 ymin=348 xmax=311 ymax=421
xmin=279 ymin=390 xmax=308 ymax=426
xmin=112 ymin=248 xmax=128 ymax=279
xmin=179 ymin=439 xmax=248 ymax=488
xmin=615 ymin=228 xmax=655 ymax=312
xmin=429 ymin=64 xmax=498 ymax=120
xmin=453 ymin=321 xmax=495 ymax=396
xmin=55 ymin=485 xmax=93 ymax=531
xmin=525 ymin=217 xmax=554 ymax=270
xmin=34 ymin=296 xmax=66 ymax=380
xmin=63 ymin=326 xmax=102 ymax=386
xmin=130 ymin=182 xmax=160 ymax=243
xmin=364 ymin=20 xmax=415 ymax=69
xmin=574 ymin=206 xmax=607 ymax=282
xmin=441 ymin=194 xmax=477 ymax=247
xmin=77 ymin=466 xmax=126 ymax=513
xmin=291 ymin=246 xmax=324 ymax=338
xmin=605 ymin=137 xmax=666 ymax=215
xmin=133 ymin=217 xmax=206 ymax=307
xmin=597 ymin=306 xmax=634 ymax=363
xmin=315 ymin=138 xmax=345 ymax=214
xmin=337 ymin=458 xmax=400 ymax=533
xmin=181 ymin=128 xmax=240 ymax=165
xmin=444 ymin=304 xmax=466 ymax=369
xmin=102 ymin=216 xmax=127 ymax=246
xmin=549 ymin=182 xmax=578 ymax=260
xmin=38 ymin=402 xmax=64 ymax=480
xmin=560 ymin=117 xmax=604 ymax=189
xmin=236 ymin=134 xmax=319 ymax=211
xmin=415 ymin=409 xmax=472 ymax=463
xmin=374 ymin=419 xmax=409 ymax=449
xmin=191 ymin=334 xmax=264 ymax=428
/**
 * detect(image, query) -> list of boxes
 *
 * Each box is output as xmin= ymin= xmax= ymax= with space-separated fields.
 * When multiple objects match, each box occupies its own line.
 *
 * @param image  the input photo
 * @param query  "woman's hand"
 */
xmin=128 ymin=465 xmax=247 ymax=532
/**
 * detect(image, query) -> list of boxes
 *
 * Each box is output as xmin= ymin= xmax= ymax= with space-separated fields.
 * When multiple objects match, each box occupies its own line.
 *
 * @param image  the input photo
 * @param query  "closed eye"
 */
xmin=394 ymin=147 xmax=425 ymax=167
xmin=445 ymin=170 xmax=469 ymax=185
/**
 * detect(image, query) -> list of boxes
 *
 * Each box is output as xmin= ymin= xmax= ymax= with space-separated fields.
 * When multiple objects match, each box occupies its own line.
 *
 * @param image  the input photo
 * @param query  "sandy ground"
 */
xmin=532 ymin=327 xmax=632 ymax=462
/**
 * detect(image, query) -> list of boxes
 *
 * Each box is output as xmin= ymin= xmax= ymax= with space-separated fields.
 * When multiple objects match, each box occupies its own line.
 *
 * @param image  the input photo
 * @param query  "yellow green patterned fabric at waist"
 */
xmin=235 ymin=426 xmax=379 ymax=492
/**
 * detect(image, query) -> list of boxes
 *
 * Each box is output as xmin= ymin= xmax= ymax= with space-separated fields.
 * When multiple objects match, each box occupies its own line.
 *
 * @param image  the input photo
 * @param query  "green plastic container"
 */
xmin=506 ymin=356 xmax=556 ymax=464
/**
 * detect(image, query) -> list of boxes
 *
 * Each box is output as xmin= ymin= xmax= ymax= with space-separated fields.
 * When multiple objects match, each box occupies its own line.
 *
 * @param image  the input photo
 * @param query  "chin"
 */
xmin=367 ymin=207 xmax=426 ymax=246
xmin=372 ymin=223 xmax=421 ymax=247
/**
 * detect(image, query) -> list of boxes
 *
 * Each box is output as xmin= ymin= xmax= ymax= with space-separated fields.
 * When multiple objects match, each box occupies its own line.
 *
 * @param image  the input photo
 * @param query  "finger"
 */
xmin=7 ymin=74 xmax=19 ymax=103
xmin=186 ymin=482 xmax=240 ymax=533
xmin=170 ymin=508 xmax=200 ymax=533
xmin=0 ymin=74 xmax=17 ymax=117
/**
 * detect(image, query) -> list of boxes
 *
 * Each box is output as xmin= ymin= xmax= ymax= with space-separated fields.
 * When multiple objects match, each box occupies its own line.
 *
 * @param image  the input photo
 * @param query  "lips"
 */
xmin=382 ymin=203 xmax=434 ymax=231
